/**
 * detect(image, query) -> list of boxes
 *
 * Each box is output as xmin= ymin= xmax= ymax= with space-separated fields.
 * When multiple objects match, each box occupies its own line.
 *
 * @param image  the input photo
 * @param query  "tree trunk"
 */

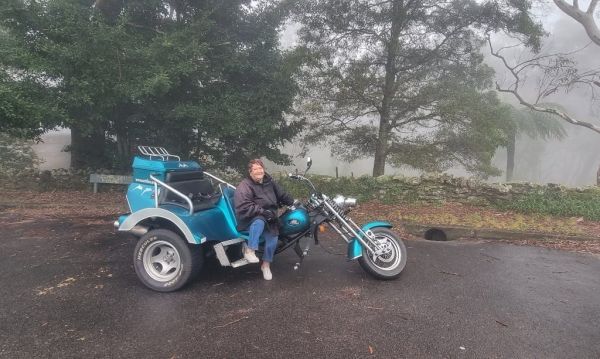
xmin=373 ymin=0 xmax=402 ymax=177
xmin=69 ymin=123 xmax=107 ymax=169
xmin=373 ymin=123 xmax=388 ymax=176
xmin=506 ymin=131 xmax=516 ymax=182
xmin=116 ymin=131 xmax=130 ymax=170
xmin=70 ymin=125 xmax=85 ymax=169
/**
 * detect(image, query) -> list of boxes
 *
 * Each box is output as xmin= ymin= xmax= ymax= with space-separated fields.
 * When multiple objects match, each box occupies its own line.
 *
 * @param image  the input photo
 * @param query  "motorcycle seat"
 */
xmin=159 ymin=170 xmax=220 ymax=212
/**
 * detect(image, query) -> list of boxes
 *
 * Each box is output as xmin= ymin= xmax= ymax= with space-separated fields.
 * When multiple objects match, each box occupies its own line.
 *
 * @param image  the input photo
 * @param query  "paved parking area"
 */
xmin=1 ymin=214 xmax=599 ymax=358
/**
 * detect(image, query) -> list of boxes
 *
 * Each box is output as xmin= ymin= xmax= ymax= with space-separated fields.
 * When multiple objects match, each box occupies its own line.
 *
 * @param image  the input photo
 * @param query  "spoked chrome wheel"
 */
xmin=368 ymin=232 xmax=402 ymax=271
xmin=358 ymin=227 xmax=407 ymax=280
xmin=143 ymin=240 xmax=181 ymax=282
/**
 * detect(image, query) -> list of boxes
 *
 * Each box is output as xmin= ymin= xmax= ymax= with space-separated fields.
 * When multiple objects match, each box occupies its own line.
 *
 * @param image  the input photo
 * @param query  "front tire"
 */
xmin=358 ymin=227 xmax=407 ymax=280
xmin=133 ymin=229 xmax=203 ymax=292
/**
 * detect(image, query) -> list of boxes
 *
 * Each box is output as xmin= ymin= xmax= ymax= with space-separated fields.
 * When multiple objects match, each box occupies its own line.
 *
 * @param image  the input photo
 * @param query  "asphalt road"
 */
xmin=1 ymin=216 xmax=599 ymax=358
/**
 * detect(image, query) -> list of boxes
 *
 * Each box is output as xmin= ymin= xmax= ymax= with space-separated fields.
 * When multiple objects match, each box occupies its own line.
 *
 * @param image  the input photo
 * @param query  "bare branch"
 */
xmin=489 ymin=37 xmax=600 ymax=134
xmin=554 ymin=0 xmax=600 ymax=46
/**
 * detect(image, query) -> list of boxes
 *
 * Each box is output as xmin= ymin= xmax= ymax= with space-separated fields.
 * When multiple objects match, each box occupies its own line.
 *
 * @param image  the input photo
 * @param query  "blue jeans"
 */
xmin=247 ymin=219 xmax=278 ymax=263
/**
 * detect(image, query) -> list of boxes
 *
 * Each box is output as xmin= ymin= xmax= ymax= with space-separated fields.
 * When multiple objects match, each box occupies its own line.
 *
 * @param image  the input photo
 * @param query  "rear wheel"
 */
xmin=133 ymin=229 xmax=203 ymax=292
xmin=358 ymin=227 xmax=407 ymax=280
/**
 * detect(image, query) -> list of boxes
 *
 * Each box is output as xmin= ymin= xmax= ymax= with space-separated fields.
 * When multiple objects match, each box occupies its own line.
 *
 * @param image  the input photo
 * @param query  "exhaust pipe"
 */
xmin=114 ymin=220 xmax=148 ymax=237
xmin=130 ymin=225 xmax=149 ymax=237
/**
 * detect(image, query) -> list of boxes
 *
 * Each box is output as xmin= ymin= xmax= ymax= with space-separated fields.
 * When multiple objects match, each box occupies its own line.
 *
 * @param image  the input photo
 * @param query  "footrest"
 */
xmin=231 ymin=259 xmax=250 ymax=268
xmin=213 ymin=238 xmax=249 ymax=267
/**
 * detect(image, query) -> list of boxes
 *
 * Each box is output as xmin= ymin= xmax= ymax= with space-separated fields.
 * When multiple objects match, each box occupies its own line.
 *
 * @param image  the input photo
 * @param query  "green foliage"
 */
xmin=0 ymin=132 xmax=40 ymax=189
xmin=496 ymin=189 xmax=600 ymax=221
xmin=275 ymin=174 xmax=414 ymax=204
xmin=508 ymin=104 xmax=567 ymax=140
xmin=292 ymin=0 xmax=544 ymax=176
xmin=276 ymin=172 xmax=600 ymax=221
xmin=0 ymin=0 xmax=304 ymax=171
xmin=0 ymin=132 xmax=39 ymax=176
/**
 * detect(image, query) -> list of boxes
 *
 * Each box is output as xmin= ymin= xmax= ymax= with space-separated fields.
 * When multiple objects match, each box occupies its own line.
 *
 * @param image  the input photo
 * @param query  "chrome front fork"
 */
xmin=322 ymin=201 xmax=386 ymax=257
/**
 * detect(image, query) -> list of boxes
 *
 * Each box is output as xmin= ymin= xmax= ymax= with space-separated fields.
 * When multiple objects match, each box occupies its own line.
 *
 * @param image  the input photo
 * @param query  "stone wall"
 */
xmin=276 ymin=172 xmax=600 ymax=206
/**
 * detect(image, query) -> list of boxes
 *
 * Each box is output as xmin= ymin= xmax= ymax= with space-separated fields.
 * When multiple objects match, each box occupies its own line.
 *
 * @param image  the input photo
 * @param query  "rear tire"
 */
xmin=358 ymin=227 xmax=407 ymax=280
xmin=133 ymin=229 xmax=203 ymax=292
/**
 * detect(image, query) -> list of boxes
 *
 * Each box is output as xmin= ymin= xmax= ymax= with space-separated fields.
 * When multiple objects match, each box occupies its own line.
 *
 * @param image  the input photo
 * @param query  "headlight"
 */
xmin=333 ymin=195 xmax=357 ymax=208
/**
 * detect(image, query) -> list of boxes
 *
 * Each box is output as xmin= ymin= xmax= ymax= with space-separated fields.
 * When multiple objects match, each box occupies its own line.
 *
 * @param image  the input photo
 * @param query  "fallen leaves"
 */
xmin=213 ymin=316 xmax=249 ymax=329
xmin=495 ymin=320 xmax=508 ymax=327
xmin=36 ymin=277 xmax=77 ymax=295
xmin=439 ymin=271 xmax=461 ymax=277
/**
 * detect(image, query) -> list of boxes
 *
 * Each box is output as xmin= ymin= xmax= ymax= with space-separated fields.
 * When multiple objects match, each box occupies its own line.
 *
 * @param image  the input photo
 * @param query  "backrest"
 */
xmin=159 ymin=170 xmax=215 ymax=204
xmin=165 ymin=170 xmax=203 ymax=182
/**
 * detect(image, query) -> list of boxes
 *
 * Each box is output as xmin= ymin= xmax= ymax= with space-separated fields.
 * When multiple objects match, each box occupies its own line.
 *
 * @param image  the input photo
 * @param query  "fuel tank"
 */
xmin=278 ymin=207 xmax=310 ymax=236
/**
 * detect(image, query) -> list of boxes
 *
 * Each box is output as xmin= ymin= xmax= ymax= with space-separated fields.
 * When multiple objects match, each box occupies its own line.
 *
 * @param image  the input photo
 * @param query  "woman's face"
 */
xmin=249 ymin=163 xmax=265 ymax=183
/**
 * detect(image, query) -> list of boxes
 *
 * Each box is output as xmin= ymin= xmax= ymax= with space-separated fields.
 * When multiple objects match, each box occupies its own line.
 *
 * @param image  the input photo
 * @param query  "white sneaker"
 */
xmin=243 ymin=249 xmax=260 ymax=263
xmin=261 ymin=266 xmax=272 ymax=281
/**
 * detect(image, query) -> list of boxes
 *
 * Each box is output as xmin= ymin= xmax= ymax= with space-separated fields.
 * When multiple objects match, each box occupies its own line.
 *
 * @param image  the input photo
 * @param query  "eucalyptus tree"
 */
xmin=504 ymin=105 xmax=566 ymax=181
xmin=292 ymin=0 xmax=544 ymax=176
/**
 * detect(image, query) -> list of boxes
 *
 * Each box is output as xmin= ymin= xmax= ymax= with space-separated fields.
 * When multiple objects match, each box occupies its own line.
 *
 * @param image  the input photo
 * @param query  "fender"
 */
xmin=347 ymin=221 xmax=393 ymax=260
xmin=118 ymin=208 xmax=206 ymax=244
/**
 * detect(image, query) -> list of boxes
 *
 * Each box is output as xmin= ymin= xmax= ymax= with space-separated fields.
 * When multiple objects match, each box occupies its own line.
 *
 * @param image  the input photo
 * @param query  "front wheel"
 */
xmin=358 ymin=227 xmax=407 ymax=280
xmin=133 ymin=229 xmax=203 ymax=292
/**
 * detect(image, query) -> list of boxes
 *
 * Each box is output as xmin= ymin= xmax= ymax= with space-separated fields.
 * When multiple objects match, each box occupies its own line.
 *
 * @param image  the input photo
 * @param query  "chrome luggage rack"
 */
xmin=137 ymin=146 xmax=181 ymax=161
xmin=137 ymin=146 xmax=236 ymax=214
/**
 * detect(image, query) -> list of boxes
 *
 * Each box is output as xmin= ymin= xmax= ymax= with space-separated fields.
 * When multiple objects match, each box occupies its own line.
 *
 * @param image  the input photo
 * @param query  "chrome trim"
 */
xmin=149 ymin=175 xmax=194 ymax=215
xmin=327 ymin=222 xmax=350 ymax=243
xmin=125 ymin=194 xmax=133 ymax=213
xmin=118 ymin=207 xmax=199 ymax=244
xmin=203 ymin=171 xmax=236 ymax=189
xmin=323 ymin=200 xmax=380 ymax=256
xmin=137 ymin=146 xmax=180 ymax=161
xmin=153 ymin=181 xmax=158 ymax=208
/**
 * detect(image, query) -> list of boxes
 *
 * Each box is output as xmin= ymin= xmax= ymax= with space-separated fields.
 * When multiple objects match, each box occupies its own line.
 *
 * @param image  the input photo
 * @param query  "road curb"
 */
xmin=400 ymin=221 xmax=600 ymax=242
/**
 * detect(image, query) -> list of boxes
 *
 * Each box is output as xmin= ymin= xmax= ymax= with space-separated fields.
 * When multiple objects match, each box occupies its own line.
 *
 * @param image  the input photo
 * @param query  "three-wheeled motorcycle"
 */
xmin=115 ymin=146 xmax=407 ymax=292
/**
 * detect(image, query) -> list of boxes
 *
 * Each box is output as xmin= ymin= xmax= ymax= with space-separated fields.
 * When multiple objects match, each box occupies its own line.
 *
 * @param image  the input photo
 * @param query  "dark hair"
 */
xmin=247 ymin=159 xmax=265 ymax=172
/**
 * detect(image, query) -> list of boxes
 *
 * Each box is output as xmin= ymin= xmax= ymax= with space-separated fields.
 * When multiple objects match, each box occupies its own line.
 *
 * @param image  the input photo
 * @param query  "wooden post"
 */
xmin=335 ymin=166 xmax=338 ymax=178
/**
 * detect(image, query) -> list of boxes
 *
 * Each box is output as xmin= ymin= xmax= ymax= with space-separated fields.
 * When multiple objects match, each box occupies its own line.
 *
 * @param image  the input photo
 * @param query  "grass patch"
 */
xmin=496 ymin=190 xmax=600 ymax=221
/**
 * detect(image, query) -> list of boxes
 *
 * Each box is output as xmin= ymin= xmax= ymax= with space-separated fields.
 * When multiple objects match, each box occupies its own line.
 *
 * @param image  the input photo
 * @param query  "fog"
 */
xmin=269 ymin=4 xmax=600 ymax=186
xmin=33 ymin=4 xmax=600 ymax=186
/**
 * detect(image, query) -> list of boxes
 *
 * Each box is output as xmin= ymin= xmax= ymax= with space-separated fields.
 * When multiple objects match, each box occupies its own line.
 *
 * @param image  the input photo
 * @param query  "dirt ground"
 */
xmin=1 ymin=190 xmax=599 ymax=255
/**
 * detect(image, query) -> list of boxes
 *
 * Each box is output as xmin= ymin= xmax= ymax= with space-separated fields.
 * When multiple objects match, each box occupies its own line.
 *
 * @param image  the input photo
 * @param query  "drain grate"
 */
xmin=424 ymin=228 xmax=448 ymax=241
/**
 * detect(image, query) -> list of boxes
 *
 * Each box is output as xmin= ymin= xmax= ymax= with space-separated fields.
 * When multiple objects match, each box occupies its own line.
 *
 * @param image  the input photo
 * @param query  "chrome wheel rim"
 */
xmin=369 ymin=233 xmax=401 ymax=271
xmin=143 ymin=240 xmax=181 ymax=282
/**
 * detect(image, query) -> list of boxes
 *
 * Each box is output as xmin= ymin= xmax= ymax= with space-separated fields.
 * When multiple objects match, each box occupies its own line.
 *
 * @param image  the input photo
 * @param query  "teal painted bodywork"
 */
xmin=132 ymin=156 xmax=201 ymax=183
xmin=126 ymin=183 xmax=155 ymax=212
xmin=346 ymin=221 xmax=393 ymax=260
xmin=347 ymin=238 xmax=362 ymax=259
xmin=279 ymin=208 xmax=310 ymax=236
xmin=119 ymin=156 xmax=307 ymax=245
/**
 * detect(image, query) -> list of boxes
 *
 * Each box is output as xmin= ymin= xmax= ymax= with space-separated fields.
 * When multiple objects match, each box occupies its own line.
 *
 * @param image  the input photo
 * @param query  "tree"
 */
xmin=504 ymin=105 xmax=566 ymax=181
xmin=292 ymin=0 xmax=544 ymax=176
xmin=488 ymin=36 xmax=600 ymax=134
xmin=0 ymin=132 xmax=39 ymax=178
xmin=554 ymin=0 xmax=600 ymax=46
xmin=487 ymin=0 xmax=600 ymax=136
xmin=0 ymin=29 xmax=64 ymax=139
xmin=0 ymin=0 xmax=303 ymax=171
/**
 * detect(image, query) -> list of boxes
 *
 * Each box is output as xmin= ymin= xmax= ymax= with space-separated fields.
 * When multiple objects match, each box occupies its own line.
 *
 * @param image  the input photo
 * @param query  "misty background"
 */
xmin=32 ymin=3 xmax=600 ymax=186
